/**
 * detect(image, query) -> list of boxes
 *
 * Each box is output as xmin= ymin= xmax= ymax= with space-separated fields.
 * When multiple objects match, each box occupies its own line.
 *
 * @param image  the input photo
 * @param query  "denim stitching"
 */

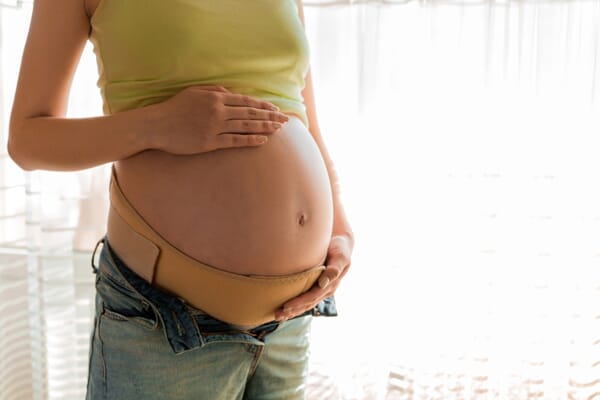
xmin=171 ymin=310 xmax=186 ymax=337
xmin=97 ymin=304 xmax=108 ymax=398
xmin=246 ymin=345 xmax=265 ymax=383
xmin=100 ymin=307 xmax=158 ymax=330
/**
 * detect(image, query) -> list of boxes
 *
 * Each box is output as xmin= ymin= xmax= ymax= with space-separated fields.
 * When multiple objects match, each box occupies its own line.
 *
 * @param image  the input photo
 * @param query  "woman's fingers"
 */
xmin=214 ymin=117 xmax=285 ymax=151
xmin=194 ymin=86 xmax=280 ymax=114
xmin=222 ymin=92 xmax=280 ymax=111
xmin=276 ymin=273 xmax=341 ymax=317
xmin=274 ymin=283 xmax=336 ymax=321
xmin=215 ymin=133 xmax=271 ymax=149
xmin=222 ymin=119 xmax=284 ymax=134
xmin=274 ymin=235 xmax=353 ymax=321
xmin=225 ymin=106 xmax=289 ymax=123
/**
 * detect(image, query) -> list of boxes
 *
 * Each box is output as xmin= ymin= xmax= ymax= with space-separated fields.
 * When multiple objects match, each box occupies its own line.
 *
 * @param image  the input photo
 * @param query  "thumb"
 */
xmin=317 ymin=259 xmax=345 ymax=289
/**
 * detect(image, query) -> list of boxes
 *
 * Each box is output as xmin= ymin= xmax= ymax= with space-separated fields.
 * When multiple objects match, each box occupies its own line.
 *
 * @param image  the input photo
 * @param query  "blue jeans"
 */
xmin=85 ymin=235 xmax=337 ymax=399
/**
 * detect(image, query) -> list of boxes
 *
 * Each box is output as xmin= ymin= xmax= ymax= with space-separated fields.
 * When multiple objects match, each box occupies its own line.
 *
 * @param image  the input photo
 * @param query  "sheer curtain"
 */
xmin=1 ymin=0 xmax=600 ymax=399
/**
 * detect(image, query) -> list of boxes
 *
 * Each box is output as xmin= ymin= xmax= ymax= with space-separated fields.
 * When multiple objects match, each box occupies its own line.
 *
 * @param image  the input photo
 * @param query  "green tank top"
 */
xmin=89 ymin=0 xmax=310 ymax=128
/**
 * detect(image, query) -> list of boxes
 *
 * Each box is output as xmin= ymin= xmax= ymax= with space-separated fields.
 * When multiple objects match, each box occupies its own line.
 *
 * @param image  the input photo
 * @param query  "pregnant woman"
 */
xmin=8 ymin=0 xmax=354 ymax=398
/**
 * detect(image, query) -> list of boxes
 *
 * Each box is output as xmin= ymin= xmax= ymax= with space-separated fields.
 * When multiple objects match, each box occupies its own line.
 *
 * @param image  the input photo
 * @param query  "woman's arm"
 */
xmin=8 ymin=0 xmax=285 ymax=172
xmin=8 ymin=0 xmax=160 ymax=171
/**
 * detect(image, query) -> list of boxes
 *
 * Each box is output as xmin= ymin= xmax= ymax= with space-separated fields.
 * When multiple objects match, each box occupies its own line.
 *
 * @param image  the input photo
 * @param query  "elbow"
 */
xmin=7 ymin=140 xmax=36 ymax=172
xmin=7 ymin=126 xmax=37 ymax=172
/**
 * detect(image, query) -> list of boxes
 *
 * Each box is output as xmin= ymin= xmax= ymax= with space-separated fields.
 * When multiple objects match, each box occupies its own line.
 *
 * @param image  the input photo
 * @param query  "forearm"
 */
xmin=7 ymin=104 xmax=161 ymax=172
xmin=329 ymin=165 xmax=355 ymax=246
xmin=320 ymin=148 xmax=354 ymax=248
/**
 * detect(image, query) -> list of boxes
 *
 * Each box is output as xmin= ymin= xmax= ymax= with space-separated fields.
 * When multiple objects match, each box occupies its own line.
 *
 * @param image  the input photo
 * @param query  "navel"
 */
xmin=297 ymin=212 xmax=307 ymax=226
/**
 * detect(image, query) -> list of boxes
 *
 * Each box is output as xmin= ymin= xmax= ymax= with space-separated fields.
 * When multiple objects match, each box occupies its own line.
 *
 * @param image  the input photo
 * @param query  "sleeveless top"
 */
xmin=88 ymin=0 xmax=310 ymax=128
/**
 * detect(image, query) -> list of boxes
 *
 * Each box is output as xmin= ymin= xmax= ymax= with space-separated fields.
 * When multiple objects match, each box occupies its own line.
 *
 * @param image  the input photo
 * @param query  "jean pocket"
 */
xmin=95 ymin=269 xmax=159 ymax=331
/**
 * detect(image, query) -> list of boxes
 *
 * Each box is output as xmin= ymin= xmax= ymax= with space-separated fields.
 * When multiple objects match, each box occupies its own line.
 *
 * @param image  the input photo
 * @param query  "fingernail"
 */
xmin=318 ymin=276 xmax=330 ymax=289
xmin=273 ymin=122 xmax=282 ymax=129
xmin=270 ymin=105 xmax=280 ymax=111
xmin=276 ymin=313 xmax=289 ymax=321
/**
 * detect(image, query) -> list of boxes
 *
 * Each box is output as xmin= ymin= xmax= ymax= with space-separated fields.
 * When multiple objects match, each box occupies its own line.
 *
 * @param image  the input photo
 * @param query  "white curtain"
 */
xmin=1 ymin=0 xmax=600 ymax=399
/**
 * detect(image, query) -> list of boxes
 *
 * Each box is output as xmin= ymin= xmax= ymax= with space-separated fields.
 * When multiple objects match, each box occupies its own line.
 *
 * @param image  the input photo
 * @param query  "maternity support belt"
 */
xmin=106 ymin=165 xmax=325 ymax=327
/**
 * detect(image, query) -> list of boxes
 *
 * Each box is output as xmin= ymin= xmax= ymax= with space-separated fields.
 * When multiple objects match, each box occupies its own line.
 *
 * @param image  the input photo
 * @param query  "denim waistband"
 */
xmin=91 ymin=235 xmax=337 ymax=355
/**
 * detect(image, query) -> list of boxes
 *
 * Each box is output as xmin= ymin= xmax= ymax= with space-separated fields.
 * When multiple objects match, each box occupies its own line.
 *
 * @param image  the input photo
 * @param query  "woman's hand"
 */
xmin=274 ymin=234 xmax=354 ymax=321
xmin=150 ymin=85 xmax=289 ymax=155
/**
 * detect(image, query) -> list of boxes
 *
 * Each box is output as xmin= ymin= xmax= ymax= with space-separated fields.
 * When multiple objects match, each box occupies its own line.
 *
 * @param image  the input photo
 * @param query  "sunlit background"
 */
xmin=1 ymin=0 xmax=600 ymax=399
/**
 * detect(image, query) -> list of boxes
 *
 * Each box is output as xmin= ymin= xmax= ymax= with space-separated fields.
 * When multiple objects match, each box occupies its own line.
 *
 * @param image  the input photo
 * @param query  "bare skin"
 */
xmin=9 ymin=0 xmax=354 ymax=319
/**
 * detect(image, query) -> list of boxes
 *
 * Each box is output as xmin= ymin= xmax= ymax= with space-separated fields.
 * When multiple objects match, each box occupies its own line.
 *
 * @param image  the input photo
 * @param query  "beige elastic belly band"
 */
xmin=106 ymin=165 xmax=325 ymax=328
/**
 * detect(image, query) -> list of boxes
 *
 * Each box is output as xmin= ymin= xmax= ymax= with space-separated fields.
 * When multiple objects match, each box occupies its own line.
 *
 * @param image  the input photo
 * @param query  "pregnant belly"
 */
xmin=113 ymin=115 xmax=334 ymax=275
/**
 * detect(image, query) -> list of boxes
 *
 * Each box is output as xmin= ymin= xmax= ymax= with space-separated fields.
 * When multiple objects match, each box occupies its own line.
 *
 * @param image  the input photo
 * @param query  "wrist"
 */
xmin=138 ymin=102 xmax=167 ymax=151
xmin=332 ymin=230 xmax=355 ymax=250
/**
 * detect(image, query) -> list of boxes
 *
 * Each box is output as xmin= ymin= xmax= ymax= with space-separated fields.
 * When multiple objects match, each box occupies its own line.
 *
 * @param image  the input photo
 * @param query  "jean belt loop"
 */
xmin=90 ymin=235 xmax=106 ymax=274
